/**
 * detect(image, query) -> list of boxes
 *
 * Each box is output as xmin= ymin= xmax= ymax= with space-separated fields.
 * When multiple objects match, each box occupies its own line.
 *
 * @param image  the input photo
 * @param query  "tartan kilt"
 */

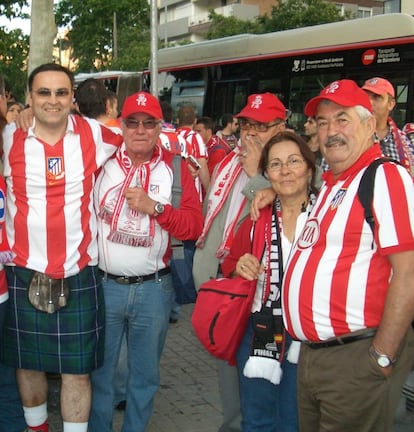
xmin=0 ymin=265 xmax=105 ymax=374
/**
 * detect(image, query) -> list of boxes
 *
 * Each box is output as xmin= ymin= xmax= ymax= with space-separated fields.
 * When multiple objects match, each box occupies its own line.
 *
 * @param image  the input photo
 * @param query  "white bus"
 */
xmin=74 ymin=71 xmax=143 ymax=109
xmin=148 ymin=13 xmax=414 ymax=132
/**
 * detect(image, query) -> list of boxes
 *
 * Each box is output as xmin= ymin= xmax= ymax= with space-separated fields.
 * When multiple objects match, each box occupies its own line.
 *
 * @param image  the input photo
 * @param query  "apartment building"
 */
xmin=158 ymin=0 xmax=413 ymax=45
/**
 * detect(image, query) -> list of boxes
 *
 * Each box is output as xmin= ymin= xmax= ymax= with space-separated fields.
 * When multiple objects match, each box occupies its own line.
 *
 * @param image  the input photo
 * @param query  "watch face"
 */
xmin=377 ymin=355 xmax=391 ymax=368
xmin=155 ymin=202 xmax=165 ymax=214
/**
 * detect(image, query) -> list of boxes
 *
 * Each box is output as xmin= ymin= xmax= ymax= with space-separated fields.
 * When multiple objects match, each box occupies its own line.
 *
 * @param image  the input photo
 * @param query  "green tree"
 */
xmin=258 ymin=0 xmax=349 ymax=32
xmin=0 ymin=1 xmax=29 ymax=100
xmin=55 ymin=0 xmax=151 ymax=73
xmin=206 ymin=10 xmax=259 ymax=39
xmin=0 ymin=28 xmax=29 ymax=102
xmin=206 ymin=0 xmax=349 ymax=40
xmin=0 ymin=0 xmax=28 ymax=18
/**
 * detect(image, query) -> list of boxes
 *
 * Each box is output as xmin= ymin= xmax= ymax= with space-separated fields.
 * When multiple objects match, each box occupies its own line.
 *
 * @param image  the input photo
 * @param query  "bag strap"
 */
xmin=171 ymin=154 xmax=182 ymax=209
xmin=357 ymin=157 xmax=400 ymax=235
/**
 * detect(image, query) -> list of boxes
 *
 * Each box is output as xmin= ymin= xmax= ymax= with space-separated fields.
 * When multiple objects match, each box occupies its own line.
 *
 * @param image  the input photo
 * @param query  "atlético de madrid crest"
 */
xmin=47 ymin=157 xmax=65 ymax=183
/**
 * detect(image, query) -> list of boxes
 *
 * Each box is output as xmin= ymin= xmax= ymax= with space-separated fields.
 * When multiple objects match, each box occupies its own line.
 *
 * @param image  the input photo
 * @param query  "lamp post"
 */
xmin=150 ymin=0 xmax=158 ymax=96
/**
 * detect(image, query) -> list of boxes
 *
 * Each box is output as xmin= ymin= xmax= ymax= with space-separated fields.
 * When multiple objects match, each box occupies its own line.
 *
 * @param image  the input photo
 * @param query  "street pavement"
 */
xmin=48 ymin=303 xmax=222 ymax=432
xmin=47 ymin=303 xmax=414 ymax=432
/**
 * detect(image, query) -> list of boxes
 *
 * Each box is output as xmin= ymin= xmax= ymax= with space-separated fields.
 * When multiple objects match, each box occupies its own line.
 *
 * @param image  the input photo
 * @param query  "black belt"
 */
xmin=305 ymin=329 xmax=376 ymax=349
xmin=101 ymin=267 xmax=170 ymax=285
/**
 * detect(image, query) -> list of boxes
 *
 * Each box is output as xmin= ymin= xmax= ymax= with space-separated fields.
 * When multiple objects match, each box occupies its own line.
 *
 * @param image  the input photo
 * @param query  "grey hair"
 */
xmin=354 ymin=105 xmax=373 ymax=121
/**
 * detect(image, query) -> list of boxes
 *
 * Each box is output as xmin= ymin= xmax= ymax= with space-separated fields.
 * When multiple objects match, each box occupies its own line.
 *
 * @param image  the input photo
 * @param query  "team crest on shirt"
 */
xmin=150 ymin=184 xmax=160 ymax=195
xmin=297 ymin=217 xmax=320 ymax=249
xmin=47 ymin=157 xmax=65 ymax=184
xmin=330 ymin=188 xmax=347 ymax=209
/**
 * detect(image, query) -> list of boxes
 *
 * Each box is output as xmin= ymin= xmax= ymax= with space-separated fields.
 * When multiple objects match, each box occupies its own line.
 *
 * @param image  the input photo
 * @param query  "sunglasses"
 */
xmin=239 ymin=118 xmax=283 ymax=132
xmin=32 ymin=88 xmax=72 ymax=98
xmin=124 ymin=118 xmax=160 ymax=130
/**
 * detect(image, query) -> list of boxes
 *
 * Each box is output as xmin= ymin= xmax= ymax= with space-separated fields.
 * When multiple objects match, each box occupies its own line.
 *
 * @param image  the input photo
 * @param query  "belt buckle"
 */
xmin=116 ymin=276 xmax=131 ymax=285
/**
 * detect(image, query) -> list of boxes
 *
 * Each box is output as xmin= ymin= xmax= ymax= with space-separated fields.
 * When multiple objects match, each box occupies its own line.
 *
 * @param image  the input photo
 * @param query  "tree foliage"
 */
xmin=55 ymin=0 xmax=151 ymax=73
xmin=0 ymin=0 xmax=29 ymax=102
xmin=206 ymin=10 xmax=259 ymax=39
xmin=258 ymin=0 xmax=349 ymax=32
xmin=0 ymin=0 xmax=28 ymax=19
xmin=207 ymin=0 xmax=349 ymax=39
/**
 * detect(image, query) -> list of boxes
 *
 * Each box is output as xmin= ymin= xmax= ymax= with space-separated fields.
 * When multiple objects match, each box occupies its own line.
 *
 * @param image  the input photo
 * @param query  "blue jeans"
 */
xmin=236 ymin=319 xmax=299 ymax=432
xmin=114 ymin=334 xmax=128 ymax=406
xmin=89 ymin=273 xmax=174 ymax=432
xmin=0 ymin=301 xmax=27 ymax=432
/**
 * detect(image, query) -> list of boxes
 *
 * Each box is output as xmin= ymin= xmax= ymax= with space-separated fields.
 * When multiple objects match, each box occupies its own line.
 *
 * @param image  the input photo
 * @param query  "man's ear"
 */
xmin=105 ymin=99 xmax=111 ymax=115
xmin=367 ymin=114 xmax=376 ymax=138
xmin=388 ymin=96 xmax=396 ymax=112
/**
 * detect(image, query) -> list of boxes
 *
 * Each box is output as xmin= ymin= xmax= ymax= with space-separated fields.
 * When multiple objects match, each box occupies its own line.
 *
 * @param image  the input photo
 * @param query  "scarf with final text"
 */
xmin=243 ymin=197 xmax=316 ymax=384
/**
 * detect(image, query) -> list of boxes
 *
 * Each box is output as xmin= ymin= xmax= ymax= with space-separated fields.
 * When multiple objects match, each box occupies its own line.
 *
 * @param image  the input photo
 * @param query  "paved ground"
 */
xmin=48 ymin=304 xmax=222 ymax=432
xmin=47 ymin=303 xmax=414 ymax=432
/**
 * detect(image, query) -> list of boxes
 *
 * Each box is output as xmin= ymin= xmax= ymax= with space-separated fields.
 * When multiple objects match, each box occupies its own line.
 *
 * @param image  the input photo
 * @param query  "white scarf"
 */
xmin=196 ymin=148 xmax=247 ymax=258
xmin=99 ymin=143 xmax=162 ymax=246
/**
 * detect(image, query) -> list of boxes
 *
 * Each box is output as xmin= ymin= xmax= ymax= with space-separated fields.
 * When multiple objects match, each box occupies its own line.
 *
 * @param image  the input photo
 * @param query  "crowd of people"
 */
xmin=0 ymin=63 xmax=413 ymax=432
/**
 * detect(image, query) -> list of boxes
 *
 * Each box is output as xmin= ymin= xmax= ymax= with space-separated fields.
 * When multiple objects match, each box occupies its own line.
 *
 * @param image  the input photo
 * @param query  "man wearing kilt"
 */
xmin=0 ymin=63 xmax=123 ymax=432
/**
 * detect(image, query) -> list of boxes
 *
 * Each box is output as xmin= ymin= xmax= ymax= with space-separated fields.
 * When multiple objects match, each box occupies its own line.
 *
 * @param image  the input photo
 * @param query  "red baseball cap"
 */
xmin=304 ymin=80 xmax=373 ymax=117
xmin=236 ymin=93 xmax=286 ymax=123
xmin=362 ymin=77 xmax=395 ymax=98
xmin=121 ymin=92 xmax=163 ymax=120
xmin=403 ymin=123 xmax=414 ymax=135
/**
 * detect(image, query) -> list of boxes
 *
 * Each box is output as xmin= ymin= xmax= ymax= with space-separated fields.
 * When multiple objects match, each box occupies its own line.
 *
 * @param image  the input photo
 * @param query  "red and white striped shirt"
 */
xmin=176 ymin=127 xmax=208 ymax=159
xmin=283 ymin=144 xmax=414 ymax=342
xmin=3 ymin=115 xmax=123 ymax=279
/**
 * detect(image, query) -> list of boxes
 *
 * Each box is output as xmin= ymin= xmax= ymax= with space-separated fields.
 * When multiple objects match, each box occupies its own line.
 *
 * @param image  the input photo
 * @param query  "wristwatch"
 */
xmin=369 ymin=346 xmax=396 ymax=368
xmin=154 ymin=202 xmax=165 ymax=216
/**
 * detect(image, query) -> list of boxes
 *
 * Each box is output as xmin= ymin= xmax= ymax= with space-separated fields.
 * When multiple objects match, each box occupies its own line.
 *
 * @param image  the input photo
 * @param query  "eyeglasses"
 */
xmin=32 ymin=88 xmax=72 ymax=98
xmin=124 ymin=118 xmax=160 ymax=130
xmin=239 ymin=118 xmax=283 ymax=132
xmin=267 ymin=156 xmax=305 ymax=172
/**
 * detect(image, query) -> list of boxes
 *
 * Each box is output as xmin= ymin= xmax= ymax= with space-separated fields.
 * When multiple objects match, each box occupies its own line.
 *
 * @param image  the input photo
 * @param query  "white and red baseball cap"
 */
xmin=305 ymin=80 xmax=373 ymax=117
xmin=236 ymin=93 xmax=287 ymax=123
xmin=362 ymin=77 xmax=395 ymax=98
xmin=121 ymin=92 xmax=163 ymax=120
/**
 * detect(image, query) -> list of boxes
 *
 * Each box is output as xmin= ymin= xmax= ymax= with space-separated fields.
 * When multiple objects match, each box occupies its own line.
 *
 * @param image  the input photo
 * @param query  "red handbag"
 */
xmin=191 ymin=275 xmax=256 ymax=365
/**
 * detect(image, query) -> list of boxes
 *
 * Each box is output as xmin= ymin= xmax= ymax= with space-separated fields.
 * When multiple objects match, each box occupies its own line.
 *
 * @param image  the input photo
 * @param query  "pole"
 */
xmin=150 ymin=0 xmax=158 ymax=96
xmin=164 ymin=0 xmax=168 ymax=46
xmin=113 ymin=11 xmax=118 ymax=61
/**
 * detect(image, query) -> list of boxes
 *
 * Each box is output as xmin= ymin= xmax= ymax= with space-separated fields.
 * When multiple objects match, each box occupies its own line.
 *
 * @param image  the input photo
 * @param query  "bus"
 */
xmin=148 ymin=13 xmax=414 ymax=132
xmin=74 ymin=71 xmax=142 ymax=109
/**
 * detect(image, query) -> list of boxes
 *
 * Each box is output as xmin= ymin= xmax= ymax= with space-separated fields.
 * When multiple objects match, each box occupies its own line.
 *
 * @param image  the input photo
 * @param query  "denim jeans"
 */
xmin=114 ymin=334 xmax=128 ymax=406
xmin=89 ymin=273 xmax=174 ymax=432
xmin=236 ymin=319 xmax=299 ymax=432
xmin=0 ymin=301 xmax=27 ymax=432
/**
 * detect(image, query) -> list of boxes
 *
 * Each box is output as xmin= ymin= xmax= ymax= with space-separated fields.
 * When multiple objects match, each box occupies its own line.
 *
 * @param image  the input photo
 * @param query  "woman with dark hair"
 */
xmin=6 ymin=101 xmax=24 ymax=124
xmin=221 ymin=131 xmax=318 ymax=431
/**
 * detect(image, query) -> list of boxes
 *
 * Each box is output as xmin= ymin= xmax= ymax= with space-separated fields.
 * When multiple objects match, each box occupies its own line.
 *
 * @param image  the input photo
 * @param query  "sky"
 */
xmin=0 ymin=3 xmax=31 ymax=35
xmin=0 ymin=1 xmax=62 ymax=35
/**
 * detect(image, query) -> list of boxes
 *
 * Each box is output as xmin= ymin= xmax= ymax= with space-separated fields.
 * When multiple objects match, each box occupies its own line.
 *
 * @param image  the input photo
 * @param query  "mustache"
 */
xmin=324 ymin=135 xmax=347 ymax=147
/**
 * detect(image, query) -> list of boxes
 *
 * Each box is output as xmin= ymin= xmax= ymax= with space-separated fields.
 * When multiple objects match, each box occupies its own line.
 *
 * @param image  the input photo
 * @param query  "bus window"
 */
xmin=170 ymin=81 xmax=205 ymax=116
xmin=74 ymin=71 xmax=142 ymax=110
xmin=117 ymin=74 xmax=143 ymax=109
xmin=289 ymin=74 xmax=340 ymax=133
xmin=210 ymin=80 xmax=249 ymax=123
